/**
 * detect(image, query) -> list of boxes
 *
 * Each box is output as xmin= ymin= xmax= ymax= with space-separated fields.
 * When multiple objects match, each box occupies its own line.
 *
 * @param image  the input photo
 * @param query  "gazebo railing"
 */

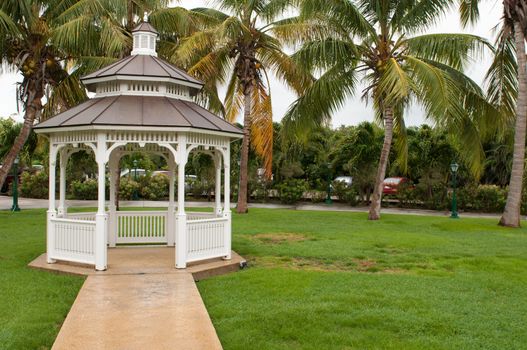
xmin=49 ymin=218 xmax=96 ymax=265
xmin=115 ymin=211 xmax=168 ymax=244
xmin=66 ymin=212 xmax=96 ymax=221
xmin=186 ymin=216 xmax=229 ymax=263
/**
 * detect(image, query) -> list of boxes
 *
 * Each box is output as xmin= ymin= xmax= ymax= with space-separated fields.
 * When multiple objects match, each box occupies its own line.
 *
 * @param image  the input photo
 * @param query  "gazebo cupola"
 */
xmin=34 ymin=19 xmax=242 ymax=272
xmin=131 ymin=15 xmax=159 ymax=56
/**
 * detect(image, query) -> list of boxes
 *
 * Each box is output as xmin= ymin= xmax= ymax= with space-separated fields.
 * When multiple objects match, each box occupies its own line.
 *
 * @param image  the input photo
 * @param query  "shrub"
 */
xmin=119 ymin=178 xmax=140 ymax=200
xmin=309 ymin=190 xmax=327 ymax=203
xmin=139 ymin=174 xmax=169 ymax=200
xmin=342 ymin=187 xmax=359 ymax=206
xmin=70 ymin=179 xmax=98 ymax=200
xmin=331 ymin=180 xmax=358 ymax=205
xmin=19 ymin=171 xmax=48 ymax=199
xmin=277 ymin=179 xmax=307 ymax=204
xmin=459 ymin=184 xmax=506 ymax=213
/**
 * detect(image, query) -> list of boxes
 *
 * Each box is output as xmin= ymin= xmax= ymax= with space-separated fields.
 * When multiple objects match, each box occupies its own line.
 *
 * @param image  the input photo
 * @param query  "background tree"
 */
xmin=459 ymin=0 xmax=525 ymax=227
xmin=281 ymin=0 xmax=493 ymax=220
xmin=175 ymin=0 xmax=312 ymax=213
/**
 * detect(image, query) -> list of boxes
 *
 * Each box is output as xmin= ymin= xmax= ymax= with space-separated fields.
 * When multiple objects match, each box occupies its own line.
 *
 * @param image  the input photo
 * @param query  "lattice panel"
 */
xmin=106 ymin=131 xmax=178 ymax=143
xmin=53 ymin=131 xmax=97 ymax=144
xmin=187 ymin=133 xmax=228 ymax=148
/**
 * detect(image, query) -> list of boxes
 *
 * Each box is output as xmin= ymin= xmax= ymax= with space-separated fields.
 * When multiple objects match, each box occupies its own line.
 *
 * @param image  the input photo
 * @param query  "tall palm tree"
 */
xmin=461 ymin=0 xmax=525 ymax=227
xmin=0 ymin=0 xmax=95 ymax=189
xmin=280 ymin=0 xmax=493 ymax=220
xmin=175 ymin=0 xmax=313 ymax=213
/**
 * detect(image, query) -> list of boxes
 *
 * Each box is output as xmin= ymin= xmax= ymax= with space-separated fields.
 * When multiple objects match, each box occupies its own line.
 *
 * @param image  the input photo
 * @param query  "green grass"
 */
xmin=0 ymin=210 xmax=84 ymax=350
xmin=1 ymin=208 xmax=526 ymax=349
xmin=197 ymin=209 xmax=527 ymax=350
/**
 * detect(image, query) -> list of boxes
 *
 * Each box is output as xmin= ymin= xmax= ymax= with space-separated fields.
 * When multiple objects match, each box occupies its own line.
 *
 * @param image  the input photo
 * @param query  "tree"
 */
xmin=175 ymin=0 xmax=312 ymax=213
xmin=281 ymin=0 xmax=492 ymax=220
xmin=460 ymin=0 xmax=525 ymax=227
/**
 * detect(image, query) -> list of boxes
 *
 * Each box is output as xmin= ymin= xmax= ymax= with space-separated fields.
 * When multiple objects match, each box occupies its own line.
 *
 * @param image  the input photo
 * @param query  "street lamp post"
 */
xmin=11 ymin=156 xmax=20 ymax=212
xmin=325 ymin=163 xmax=333 ymax=205
xmin=450 ymin=162 xmax=459 ymax=219
xmin=132 ymin=159 xmax=139 ymax=200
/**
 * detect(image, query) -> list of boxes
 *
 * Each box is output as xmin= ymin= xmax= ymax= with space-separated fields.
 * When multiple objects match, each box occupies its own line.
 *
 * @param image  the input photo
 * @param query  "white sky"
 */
xmin=0 ymin=0 xmax=502 ymax=128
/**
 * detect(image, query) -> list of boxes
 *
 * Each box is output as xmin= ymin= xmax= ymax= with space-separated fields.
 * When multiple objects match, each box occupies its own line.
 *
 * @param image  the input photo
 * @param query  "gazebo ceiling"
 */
xmin=81 ymin=54 xmax=203 ymax=92
xmin=34 ymin=95 xmax=242 ymax=134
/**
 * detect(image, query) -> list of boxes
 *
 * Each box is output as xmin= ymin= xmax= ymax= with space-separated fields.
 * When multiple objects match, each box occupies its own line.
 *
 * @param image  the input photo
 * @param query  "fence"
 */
xmin=49 ymin=218 xmax=96 ymax=264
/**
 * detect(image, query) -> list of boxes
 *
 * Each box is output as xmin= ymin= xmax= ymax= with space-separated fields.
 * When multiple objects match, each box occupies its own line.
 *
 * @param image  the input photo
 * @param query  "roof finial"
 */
xmin=144 ymin=11 xmax=148 ymax=22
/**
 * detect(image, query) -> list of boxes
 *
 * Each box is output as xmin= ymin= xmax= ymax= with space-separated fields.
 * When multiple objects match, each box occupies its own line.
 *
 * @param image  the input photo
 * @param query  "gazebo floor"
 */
xmin=28 ymin=247 xmax=246 ymax=281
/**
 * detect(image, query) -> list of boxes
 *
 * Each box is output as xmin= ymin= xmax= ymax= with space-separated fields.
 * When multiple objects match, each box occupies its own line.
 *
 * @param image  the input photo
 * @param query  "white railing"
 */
xmin=186 ymin=217 xmax=228 ymax=262
xmin=116 ymin=211 xmax=168 ymax=244
xmin=67 ymin=212 xmax=96 ymax=221
xmin=50 ymin=218 xmax=96 ymax=265
xmin=187 ymin=212 xmax=217 ymax=221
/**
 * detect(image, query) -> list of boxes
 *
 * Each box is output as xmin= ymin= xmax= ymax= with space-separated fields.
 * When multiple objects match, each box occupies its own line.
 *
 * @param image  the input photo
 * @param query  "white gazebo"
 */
xmin=34 ymin=20 xmax=242 ymax=271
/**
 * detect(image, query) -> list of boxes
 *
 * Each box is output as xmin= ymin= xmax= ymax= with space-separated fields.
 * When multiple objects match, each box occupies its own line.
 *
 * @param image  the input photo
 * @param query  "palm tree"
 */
xmin=281 ymin=0 xmax=493 ymax=220
xmin=461 ymin=1 xmax=525 ymax=227
xmin=175 ymin=0 xmax=313 ymax=213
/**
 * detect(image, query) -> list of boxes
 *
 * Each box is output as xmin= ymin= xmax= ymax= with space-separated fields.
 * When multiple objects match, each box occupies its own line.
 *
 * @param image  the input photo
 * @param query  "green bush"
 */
xmin=342 ymin=187 xmax=359 ymax=206
xmin=277 ymin=179 xmax=307 ymax=204
xmin=331 ymin=180 xmax=358 ymax=205
xmin=119 ymin=178 xmax=140 ymax=200
xmin=309 ymin=190 xmax=327 ymax=203
xmin=459 ymin=184 xmax=506 ymax=213
xmin=70 ymin=179 xmax=98 ymax=200
xmin=19 ymin=171 xmax=48 ymax=199
xmin=139 ymin=174 xmax=169 ymax=200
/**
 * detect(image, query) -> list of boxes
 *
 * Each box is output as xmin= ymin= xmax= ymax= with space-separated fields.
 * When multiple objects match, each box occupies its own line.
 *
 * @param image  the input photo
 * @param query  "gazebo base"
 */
xmin=28 ymin=247 xmax=246 ymax=281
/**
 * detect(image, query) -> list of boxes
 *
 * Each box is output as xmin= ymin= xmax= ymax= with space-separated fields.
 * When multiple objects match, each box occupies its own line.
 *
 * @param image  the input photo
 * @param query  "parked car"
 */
xmin=120 ymin=168 xmax=147 ymax=178
xmin=382 ymin=177 xmax=412 ymax=195
xmin=334 ymin=176 xmax=353 ymax=186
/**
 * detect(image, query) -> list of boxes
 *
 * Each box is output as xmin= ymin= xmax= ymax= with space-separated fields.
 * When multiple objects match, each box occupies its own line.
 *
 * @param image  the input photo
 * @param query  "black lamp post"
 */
xmin=132 ymin=159 xmax=139 ymax=200
xmin=450 ymin=162 xmax=459 ymax=219
xmin=11 ymin=156 xmax=20 ymax=212
xmin=325 ymin=162 xmax=333 ymax=205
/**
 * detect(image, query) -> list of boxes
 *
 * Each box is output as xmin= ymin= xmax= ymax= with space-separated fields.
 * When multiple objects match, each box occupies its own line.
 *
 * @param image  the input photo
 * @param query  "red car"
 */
xmin=383 ymin=177 xmax=411 ymax=195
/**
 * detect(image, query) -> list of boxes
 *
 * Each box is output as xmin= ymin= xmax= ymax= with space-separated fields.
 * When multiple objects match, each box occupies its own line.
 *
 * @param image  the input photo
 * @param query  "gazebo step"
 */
xmin=28 ymin=247 xmax=246 ymax=280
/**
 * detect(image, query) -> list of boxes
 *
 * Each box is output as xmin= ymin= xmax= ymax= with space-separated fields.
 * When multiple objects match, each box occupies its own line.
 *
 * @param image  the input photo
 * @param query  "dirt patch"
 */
xmin=252 ymin=233 xmax=308 ymax=245
xmin=247 ymin=255 xmax=408 ymax=274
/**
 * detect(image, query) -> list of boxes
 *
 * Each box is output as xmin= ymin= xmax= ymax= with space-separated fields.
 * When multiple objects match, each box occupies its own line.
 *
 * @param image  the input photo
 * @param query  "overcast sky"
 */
xmin=0 ymin=1 xmax=502 ymax=128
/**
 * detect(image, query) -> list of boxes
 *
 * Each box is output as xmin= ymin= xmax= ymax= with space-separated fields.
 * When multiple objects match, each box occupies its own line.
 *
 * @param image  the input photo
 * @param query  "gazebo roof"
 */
xmin=81 ymin=55 xmax=203 ymax=91
xmin=34 ymin=20 xmax=242 ymax=137
xmin=132 ymin=21 xmax=158 ymax=34
xmin=34 ymin=95 xmax=242 ymax=134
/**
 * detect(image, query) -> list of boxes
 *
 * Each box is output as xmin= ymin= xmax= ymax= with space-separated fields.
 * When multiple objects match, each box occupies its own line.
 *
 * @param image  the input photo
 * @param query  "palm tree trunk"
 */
xmin=237 ymin=84 xmax=252 ymax=214
xmin=368 ymin=107 xmax=394 ymax=220
xmin=500 ymin=22 xmax=527 ymax=228
xmin=0 ymin=88 xmax=42 ymax=190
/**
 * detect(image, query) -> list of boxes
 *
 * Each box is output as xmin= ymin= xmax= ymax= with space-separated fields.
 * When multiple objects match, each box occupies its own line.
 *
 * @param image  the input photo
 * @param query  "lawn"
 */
xmin=198 ymin=209 xmax=527 ymax=350
xmin=0 ymin=208 xmax=526 ymax=349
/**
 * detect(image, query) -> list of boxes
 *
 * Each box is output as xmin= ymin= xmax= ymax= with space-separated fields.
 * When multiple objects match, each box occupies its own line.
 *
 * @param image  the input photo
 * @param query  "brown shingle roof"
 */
xmin=34 ymin=96 xmax=242 ymax=135
xmin=81 ymin=55 xmax=203 ymax=89
xmin=132 ymin=22 xmax=158 ymax=34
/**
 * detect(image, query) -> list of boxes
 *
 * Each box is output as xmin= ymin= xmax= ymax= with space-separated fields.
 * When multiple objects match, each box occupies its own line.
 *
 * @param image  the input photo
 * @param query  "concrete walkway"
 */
xmin=0 ymin=195 xmax=510 ymax=219
xmin=52 ymin=273 xmax=222 ymax=350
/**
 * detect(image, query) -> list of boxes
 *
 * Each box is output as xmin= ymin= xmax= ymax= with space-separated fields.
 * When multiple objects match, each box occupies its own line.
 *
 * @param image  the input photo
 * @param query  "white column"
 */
xmin=175 ymin=135 xmax=187 ymax=268
xmin=167 ymin=153 xmax=176 ymax=246
xmin=108 ymin=152 xmax=118 ymax=247
xmin=46 ymin=143 xmax=58 ymax=264
xmin=214 ymin=152 xmax=222 ymax=217
xmin=223 ymin=146 xmax=231 ymax=260
xmin=95 ymin=133 xmax=108 ymax=271
xmin=57 ymin=150 xmax=68 ymax=218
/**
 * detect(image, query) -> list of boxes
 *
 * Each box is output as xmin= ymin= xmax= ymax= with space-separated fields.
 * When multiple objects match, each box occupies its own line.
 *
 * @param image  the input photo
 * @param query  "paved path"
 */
xmin=52 ymin=273 xmax=222 ymax=350
xmin=0 ymin=195 xmax=510 ymax=219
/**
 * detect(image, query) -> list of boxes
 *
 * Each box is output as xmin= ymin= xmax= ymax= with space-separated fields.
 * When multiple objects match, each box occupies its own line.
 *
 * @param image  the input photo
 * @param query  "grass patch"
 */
xmin=0 ymin=209 xmax=85 ymax=349
xmin=198 ymin=209 xmax=527 ymax=350
xmin=1 ymin=207 xmax=526 ymax=349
